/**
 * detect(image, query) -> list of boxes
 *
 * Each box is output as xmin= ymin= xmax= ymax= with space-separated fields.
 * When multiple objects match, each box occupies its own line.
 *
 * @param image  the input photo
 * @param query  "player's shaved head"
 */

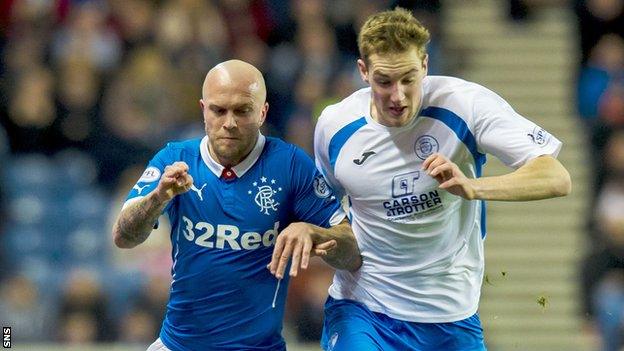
xmin=200 ymin=59 xmax=269 ymax=167
xmin=202 ymin=59 xmax=266 ymax=103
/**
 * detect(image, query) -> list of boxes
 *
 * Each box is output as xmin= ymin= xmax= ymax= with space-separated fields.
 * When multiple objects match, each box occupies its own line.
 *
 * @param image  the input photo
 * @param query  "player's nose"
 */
xmin=223 ymin=113 xmax=237 ymax=129
xmin=390 ymin=83 xmax=406 ymax=103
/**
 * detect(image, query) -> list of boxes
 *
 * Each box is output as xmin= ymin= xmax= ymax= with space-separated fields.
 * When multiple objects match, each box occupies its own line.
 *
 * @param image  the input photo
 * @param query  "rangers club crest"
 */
xmin=248 ymin=176 xmax=282 ymax=215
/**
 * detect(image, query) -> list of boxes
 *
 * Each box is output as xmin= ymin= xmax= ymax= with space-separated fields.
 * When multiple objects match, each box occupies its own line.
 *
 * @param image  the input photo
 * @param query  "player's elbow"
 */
xmin=540 ymin=156 xmax=571 ymax=198
xmin=113 ymin=232 xmax=130 ymax=249
xmin=112 ymin=225 xmax=137 ymax=249
xmin=113 ymin=236 xmax=128 ymax=249
xmin=340 ymin=241 xmax=363 ymax=272
xmin=551 ymin=169 xmax=572 ymax=198
xmin=347 ymin=255 xmax=363 ymax=272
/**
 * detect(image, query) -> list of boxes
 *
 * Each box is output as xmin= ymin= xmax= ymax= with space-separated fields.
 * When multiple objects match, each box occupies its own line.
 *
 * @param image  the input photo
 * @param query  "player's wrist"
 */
xmin=465 ymin=179 xmax=479 ymax=200
xmin=304 ymin=223 xmax=323 ymax=243
xmin=152 ymin=187 xmax=174 ymax=205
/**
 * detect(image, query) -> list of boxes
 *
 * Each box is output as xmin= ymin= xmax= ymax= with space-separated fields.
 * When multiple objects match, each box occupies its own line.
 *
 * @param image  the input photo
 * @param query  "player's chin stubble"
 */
xmin=214 ymin=140 xmax=248 ymax=163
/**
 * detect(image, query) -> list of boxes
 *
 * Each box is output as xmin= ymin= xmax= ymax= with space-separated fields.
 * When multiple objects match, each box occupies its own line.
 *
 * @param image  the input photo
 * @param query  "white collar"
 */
xmin=200 ymin=133 xmax=266 ymax=178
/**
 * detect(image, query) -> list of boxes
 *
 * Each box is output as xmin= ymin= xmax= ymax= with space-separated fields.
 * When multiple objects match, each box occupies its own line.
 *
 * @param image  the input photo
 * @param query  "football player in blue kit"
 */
xmin=112 ymin=59 xmax=361 ymax=351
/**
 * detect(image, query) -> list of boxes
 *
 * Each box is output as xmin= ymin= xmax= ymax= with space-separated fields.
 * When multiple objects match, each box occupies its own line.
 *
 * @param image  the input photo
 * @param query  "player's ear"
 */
xmin=200 ymin=100 xmax=208 ymax=129
xmin=422 ymin=54 xmax=429 ymax=76
xmin=258 ymin=102 xmax=268 ymax=127
xmin=357 ymin=58 xmax=369 ymax=84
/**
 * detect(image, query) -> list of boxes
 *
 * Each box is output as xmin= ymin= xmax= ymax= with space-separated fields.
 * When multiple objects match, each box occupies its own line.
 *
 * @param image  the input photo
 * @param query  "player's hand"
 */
xmin=155 ymin=162 xmax=194 ymax=203
xmin=312 ymin=240 xmax=337 ymax=257
xmin=268 ymin=222 xmax=337 ymax=279
xmin=422 ymin=153 xmax=476 ymax=200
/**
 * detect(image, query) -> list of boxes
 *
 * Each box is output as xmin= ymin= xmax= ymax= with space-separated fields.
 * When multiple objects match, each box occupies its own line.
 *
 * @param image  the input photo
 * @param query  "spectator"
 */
xmin=119 ymin=308 xmax=160 ymax=344
xmin=3 ymin=65 xmax=60 ymax=154
xmin=581 ymin=129 xmax=624 ymax=350
xmin=576 ymin=33 xmax=624 ymax=264
xmin=56 ymin=269 xmax=115 ymax=343
xmin=54 ymin=59 xmax=102 ymax=151
xmin=575 ymin=0 xmax=624 ymax=65
xmin=50 ymin=1 xmax=121 ymax=73
xmin=59 ymin=311 xmax=99 ymax=345
xmin=117 ymin=275 xmax=171 ymax=343
xmin=108 ymin=0 xmax=156 ymax=52
xmin=0 ymin=274 xmax=53 ymax=342
xmin=577 ymin=34 xmax=624 ymax=129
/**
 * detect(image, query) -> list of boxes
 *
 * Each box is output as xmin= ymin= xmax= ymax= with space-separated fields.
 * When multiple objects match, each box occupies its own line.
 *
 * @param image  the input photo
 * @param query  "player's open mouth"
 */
xmin=388 ymin=106 xmax=406 ymax=116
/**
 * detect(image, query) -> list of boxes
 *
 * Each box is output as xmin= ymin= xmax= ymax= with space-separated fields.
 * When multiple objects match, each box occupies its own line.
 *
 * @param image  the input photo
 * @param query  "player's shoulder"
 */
xmin=166 ymin=138 xmax=201 ymax=149
xmin=424 ymin=75 xmax=485 ymax=89
xmin=263 ymin=137 xmax=307 ymax=160
xmin=316 ymin=87 xmax=370 ymax=133
xmin=261 ymin=137 xmax=315 ymax=174
xmin=158 ymin=138 xmax=202 ymax=160
xmin=263 ymin=136 xmax=291 ymax=153
xmin=262 ymin=137 xmax=314 ymax=170
xmin=424 ymin=76 xmax=505 ymax=106
xmin=424 ymin=75 xmax=487 ymax=101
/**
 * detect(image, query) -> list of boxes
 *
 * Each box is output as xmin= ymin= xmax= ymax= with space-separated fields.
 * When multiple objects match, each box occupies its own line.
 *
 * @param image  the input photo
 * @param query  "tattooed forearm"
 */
xmin=113 ymin=192 xmax=169 ymax=248
xmin=319 ymin=222 xmax=362 ymax=271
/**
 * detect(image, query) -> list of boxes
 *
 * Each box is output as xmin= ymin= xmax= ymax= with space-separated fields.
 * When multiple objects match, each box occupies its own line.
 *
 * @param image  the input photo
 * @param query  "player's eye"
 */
xmin=402 ymin=75 xmax=416 ymax=84
xmin=210 ymin=106 xmax=227 ymax=115
xmin=235 ymin=107 xmax=253 ymax=116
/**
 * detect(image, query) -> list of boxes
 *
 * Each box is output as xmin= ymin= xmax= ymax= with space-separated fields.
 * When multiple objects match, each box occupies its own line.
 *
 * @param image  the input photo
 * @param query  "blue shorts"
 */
xmin=321 ymin=297 xmax=486 ymax=351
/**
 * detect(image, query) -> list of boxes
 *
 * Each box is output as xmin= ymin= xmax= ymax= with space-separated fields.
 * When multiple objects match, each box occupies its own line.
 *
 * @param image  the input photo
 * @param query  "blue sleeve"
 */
xmin=124 ymin=144 xmax=175 ymax=214
xmin=289 ymin=147 xmax=345 ymax=228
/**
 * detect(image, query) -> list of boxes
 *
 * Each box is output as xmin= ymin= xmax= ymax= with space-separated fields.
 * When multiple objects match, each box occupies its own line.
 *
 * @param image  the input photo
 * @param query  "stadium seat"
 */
xmin=3 ymin=154 xmax=59 ymax=198
xmin=54 ymin=149 xmax=98 ymax=189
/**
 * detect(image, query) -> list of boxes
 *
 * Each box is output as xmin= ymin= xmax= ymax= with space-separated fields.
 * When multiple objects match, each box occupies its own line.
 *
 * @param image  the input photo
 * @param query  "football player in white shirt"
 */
xmin=314 ymin=8 xmax=572 ymax=351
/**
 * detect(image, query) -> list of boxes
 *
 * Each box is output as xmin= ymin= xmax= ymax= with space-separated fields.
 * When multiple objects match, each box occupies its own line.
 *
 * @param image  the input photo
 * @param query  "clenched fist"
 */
xmin=155 ymin=162 xmax=194 ymax=202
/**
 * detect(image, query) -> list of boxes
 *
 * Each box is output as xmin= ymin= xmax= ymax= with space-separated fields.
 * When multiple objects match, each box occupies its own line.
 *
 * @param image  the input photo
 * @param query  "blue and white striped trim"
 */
xmin=420 ymin=106 xmax=488 ymax=238
xmin=328 ymin=117 xmax=368 ymax=172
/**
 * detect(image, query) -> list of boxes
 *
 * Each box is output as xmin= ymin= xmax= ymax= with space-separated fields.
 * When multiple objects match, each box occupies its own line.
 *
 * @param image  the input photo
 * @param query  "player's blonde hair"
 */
xmin=358 ymin=7 xmax=430 ymax=63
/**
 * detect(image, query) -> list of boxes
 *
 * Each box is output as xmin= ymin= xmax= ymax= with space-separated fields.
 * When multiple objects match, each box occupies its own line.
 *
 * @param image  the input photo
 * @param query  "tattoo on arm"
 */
xmin=114 ymin=192 xmax=169 ymax=248
xmin=320 ymin=222 xmax=362 ymax=271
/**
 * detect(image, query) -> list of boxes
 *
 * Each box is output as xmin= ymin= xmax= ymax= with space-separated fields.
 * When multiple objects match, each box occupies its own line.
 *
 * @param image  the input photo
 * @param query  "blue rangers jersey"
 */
xmin=124 ymin=134 xmax=345 ymax=351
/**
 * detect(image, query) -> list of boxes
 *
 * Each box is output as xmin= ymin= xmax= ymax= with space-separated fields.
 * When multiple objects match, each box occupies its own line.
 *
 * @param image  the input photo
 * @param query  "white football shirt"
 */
xmin=314 ymin=75 xmax=562 ymax=323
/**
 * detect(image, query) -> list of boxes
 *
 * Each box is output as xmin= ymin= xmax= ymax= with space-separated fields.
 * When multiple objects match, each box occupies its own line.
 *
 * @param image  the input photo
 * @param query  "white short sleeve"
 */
xmin=314 ymin=109 xmax=346 ymax=200
xmin=473 ymin=87 xmax=562 ymax=169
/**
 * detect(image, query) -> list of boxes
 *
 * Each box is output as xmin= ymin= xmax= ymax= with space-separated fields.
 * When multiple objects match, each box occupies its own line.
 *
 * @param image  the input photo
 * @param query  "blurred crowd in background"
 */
xmin=0 ymin=0 xmax=623 ymax=348
xmin=574 ymin=0 xmax=624 ymax=349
